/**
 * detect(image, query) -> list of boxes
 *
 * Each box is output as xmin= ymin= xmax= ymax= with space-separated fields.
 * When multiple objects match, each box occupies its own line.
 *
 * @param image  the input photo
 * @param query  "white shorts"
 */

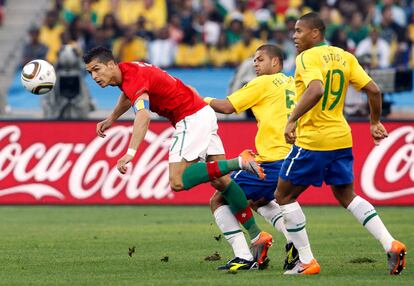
xmin=169 ymin=106 xmax=225 ymax=163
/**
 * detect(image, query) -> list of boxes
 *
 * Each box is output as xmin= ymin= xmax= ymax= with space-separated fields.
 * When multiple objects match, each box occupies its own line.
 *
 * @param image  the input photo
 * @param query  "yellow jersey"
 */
xmin=228 ymin=73 xmax=296 ymax=162
xmin=295 ymin=43 xmax=372 ymax=150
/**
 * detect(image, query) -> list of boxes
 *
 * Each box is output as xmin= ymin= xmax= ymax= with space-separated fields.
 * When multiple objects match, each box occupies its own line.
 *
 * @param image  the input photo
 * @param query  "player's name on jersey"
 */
xmin=322 ymin=52 xmax=346 ymax=66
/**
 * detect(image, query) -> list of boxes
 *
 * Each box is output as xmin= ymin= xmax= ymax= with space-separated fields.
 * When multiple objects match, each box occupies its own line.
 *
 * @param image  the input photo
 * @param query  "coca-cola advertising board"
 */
xmin=0 ymin=121 xmax=413 ymax=205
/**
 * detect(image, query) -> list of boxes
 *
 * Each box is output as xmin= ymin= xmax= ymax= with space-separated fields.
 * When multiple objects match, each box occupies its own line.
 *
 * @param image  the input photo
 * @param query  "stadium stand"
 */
xmin=1 ymin=0 xmax=413 ymax=119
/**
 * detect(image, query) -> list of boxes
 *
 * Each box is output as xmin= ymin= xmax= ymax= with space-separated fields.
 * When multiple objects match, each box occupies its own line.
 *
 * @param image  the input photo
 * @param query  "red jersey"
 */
xmin=119 ymin=62 xmax=206 ymax=126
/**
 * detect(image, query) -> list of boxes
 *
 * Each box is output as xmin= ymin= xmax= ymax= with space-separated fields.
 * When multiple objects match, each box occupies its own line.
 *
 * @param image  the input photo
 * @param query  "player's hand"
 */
xmin=284 ymin=121 xmax=297 ymax=144
xmin=96 ymin=118 xmax=113 ymax=138
xmin=117 ymin=154 xmax=134 ymax=174
xmin=370 ymin=122 xmax=388 ymax=145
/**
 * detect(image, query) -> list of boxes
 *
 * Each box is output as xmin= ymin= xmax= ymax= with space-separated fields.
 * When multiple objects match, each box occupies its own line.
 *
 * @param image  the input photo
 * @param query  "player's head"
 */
xmin=253 ymin=44 xmax=284 ymax=76
xmin=293 ymin=12 xmax=325 ymax=53
xmin=83 ymin=46 xmax=121 ymax=87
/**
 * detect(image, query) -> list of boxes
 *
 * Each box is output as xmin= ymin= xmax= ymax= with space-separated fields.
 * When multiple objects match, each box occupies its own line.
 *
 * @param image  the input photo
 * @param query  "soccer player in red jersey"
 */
xmin=83 ymin=47 xmax=271 ymax=265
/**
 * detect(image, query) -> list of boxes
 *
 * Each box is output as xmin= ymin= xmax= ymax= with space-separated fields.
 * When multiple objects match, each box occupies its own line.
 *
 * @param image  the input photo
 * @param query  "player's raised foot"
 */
xmin=217 ymin=257 xmax=258 ymax=271
xmin=387 ymin=240 xmax=407 ymax=275
xmin=284 ymin=258 xmax=320 ymax=275
xmin=283 ymin=241 xmax=299 ymax=270
xmin=251 ymin=231 xmax=273 ymax=269
xmin=239 ymin=150 xmax=265 ymax=180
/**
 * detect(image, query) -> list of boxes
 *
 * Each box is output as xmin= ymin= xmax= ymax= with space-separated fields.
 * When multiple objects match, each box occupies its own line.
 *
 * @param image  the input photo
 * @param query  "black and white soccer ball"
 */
xmin=21 ymin=59 xmax=56 ymax=94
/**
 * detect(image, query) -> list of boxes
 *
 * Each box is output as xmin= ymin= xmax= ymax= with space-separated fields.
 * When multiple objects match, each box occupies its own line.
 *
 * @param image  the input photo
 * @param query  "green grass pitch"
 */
xmin=0 ymin=206 xmax=412 ymax=286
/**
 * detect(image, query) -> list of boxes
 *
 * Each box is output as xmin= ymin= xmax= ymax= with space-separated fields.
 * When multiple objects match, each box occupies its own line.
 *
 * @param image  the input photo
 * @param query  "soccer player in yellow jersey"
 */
xmin=275 ymin=12 xmax=407 ymax=275
xmin=204 ymin=44 xmax=299 ymax=270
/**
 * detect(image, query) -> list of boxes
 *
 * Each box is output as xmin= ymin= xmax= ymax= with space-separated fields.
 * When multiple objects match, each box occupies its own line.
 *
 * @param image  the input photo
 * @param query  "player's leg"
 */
xmin=332 ymin=184 xmax=407 ymax=275
xmin=327 ymin=147 xmax=406 ymax=274
xmin=244 ymin=160 xmax=299 ymax=270
xmin=210 ymin=191 xmax=257 ymax=270
xmin=276 ymin=179 xmax=319 ymax=274
xmin=276 ymin=145 xmax=322 ymax=275
xmin=168 ymin=107 xmax=264 ymax=192
xmin=207 ymin=154 xmax=262 ymax=241
xmin=252 ymin=199 xmax=298 ymax=270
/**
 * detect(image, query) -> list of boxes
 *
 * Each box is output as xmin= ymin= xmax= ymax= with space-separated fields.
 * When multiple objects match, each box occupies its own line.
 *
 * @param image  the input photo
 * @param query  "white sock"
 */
xmin=347 ymin=196 xmax=394 ymax=251
xmin=280 ymin=201 xmax=314 ymax=264
xmin=257 ymin=201 xmax=290 ymax=242
xmin=213 ymin=205 xmax=253 ymax=261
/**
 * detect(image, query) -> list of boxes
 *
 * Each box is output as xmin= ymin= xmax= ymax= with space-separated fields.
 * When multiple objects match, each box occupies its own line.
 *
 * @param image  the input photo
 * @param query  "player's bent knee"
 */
xmin=275 ymin=189 xmax=291 ymax=205
xmin=210 ymin=177 xmax=229 ymax=191
xmin=209 ymin=191 xmax=225 ymax=212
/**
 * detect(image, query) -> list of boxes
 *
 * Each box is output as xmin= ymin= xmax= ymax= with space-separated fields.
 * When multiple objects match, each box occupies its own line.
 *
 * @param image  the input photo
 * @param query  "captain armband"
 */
xmin=132 ymin=99 xmax=150 ymax=113
xmin=203 ymin=97 xmax=215 ymax=105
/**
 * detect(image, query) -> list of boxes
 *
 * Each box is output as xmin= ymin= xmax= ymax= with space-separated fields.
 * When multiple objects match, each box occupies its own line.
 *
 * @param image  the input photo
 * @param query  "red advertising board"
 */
xmin=0 ymin=121 xmax=413 ymax=205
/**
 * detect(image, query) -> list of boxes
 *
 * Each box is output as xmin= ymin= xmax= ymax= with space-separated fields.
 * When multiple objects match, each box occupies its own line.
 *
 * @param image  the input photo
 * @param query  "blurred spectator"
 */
xmin=269 ymin=24 xmax=295 ymax=72
xmin=330 ymin=27 xmax=355 ymax=53
xmin=177 ymin=1 xmax=194 ymax=35
xmin=148 ymin=27 xmax=175 ymax=68
xmin=319 ymin=5 xmax=341 ymax=41
xmin=230 ymin=29 xmax=262 ymax=65
xmin=226 ymin=19 xmax=244 ymax=45
xmin=208 ymin=31 xmax=231 ymax=67
xmin=39 ymin=10 xmax=64 ymax=64
xmin=112 ymin=26 xmax=147 ymax=62
xmin=408 ymin=12 xmax=414 ymax=44
xmin=22 ymin=26 xmax=49 ymax=66
xmin=175 ymin=33 xmax=207 ymax=67
xmin=345 ymin=12 xmax=369 ymax=46
xmin=284 ymin=15 xmax=298 ymax=40
xmin=90 ymin=0 xmax=112 ymax=26
xmin=100 ymin=13 xmax=123 ymax=46
xmin=68 ymin=15 xmax=95 ymax=53
xmin=0 ymin=0 xmax=5 ymax=27
xmin=136 ymin=16 xmax=155 ymax=41
xmin=355 ymin=27 xmax=390 ymax=69
xmin=193 ymin=12 xmax=221 ymax=46
xmin=225 ymin=0 xmax=258 ymax=30
xmin=382 ymin=0 xmax=407 ymax=27
xmin=89 ymin=27 xmax=112 ymax=49
xmin=114 ymin=0 xmax=141 ymax=26
xmin=167 ymin=14 xmax=183 ymax=43
xmin=139 ymin=0 xmax=167 ymax=31
xmin=379 ymin=5 xmax=403 ymax=44
xmin=392 ymin=39 xmax=410 ymax=68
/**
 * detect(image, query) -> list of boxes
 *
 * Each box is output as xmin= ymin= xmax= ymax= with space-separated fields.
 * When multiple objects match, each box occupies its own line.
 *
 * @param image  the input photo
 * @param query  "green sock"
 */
xmin=221 ymin=180 xmax=261 ymax=240
xmin=182 ymin=159 xmax=240 ymax=190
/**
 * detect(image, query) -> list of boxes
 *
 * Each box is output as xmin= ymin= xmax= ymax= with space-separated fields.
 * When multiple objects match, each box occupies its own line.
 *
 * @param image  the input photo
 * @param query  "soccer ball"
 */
xmin=21 ymin=59 xmax=56 ymax=94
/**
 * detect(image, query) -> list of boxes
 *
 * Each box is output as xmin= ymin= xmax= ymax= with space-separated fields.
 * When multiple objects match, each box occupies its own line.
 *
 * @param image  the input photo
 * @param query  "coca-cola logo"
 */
xmin=361 ymin=126 xmax=414 ymax=200
xmin=0 ymin=125 xmax=174 ymax=201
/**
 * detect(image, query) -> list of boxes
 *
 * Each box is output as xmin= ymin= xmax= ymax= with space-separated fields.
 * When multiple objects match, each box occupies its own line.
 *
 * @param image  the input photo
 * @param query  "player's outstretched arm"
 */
xmin=109 ymin=92 xmax=132 ymax=121
xmin=361 ymin=81 xmax=388 ymax=145
xmin=117 ymin=94 xmax=151 ymax=174
xmin=97 ymin=93 xmax=131 ymax=138
xmin=204 ymin=97 xmax=236 ymax=114
xmin=284 ymin=80 xmax=324 ymax=144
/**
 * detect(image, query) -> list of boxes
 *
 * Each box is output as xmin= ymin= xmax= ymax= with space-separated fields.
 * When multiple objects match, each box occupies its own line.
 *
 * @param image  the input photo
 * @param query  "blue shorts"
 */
xmin=231 ymin=160 xmax=283 ymax=202
xmin=279 ymin=145 xmax=354 ymax=187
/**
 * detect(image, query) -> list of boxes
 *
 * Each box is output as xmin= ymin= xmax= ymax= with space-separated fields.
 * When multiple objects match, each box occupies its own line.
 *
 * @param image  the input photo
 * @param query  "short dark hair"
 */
xmin=256 ymin=44 xmax=284 ymax=68
xmin=83 ymin=46 xmax=115 ymax=64
xmin=299 ymin=12 xmax=326 ymax=36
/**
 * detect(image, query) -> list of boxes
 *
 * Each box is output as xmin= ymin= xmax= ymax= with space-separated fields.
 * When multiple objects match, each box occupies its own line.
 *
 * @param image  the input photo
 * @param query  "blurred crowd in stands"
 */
xmin=0 ymin=0 xmax=6 ymax=27
xmin=22 ymin=0 xmax=414 ymax=71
